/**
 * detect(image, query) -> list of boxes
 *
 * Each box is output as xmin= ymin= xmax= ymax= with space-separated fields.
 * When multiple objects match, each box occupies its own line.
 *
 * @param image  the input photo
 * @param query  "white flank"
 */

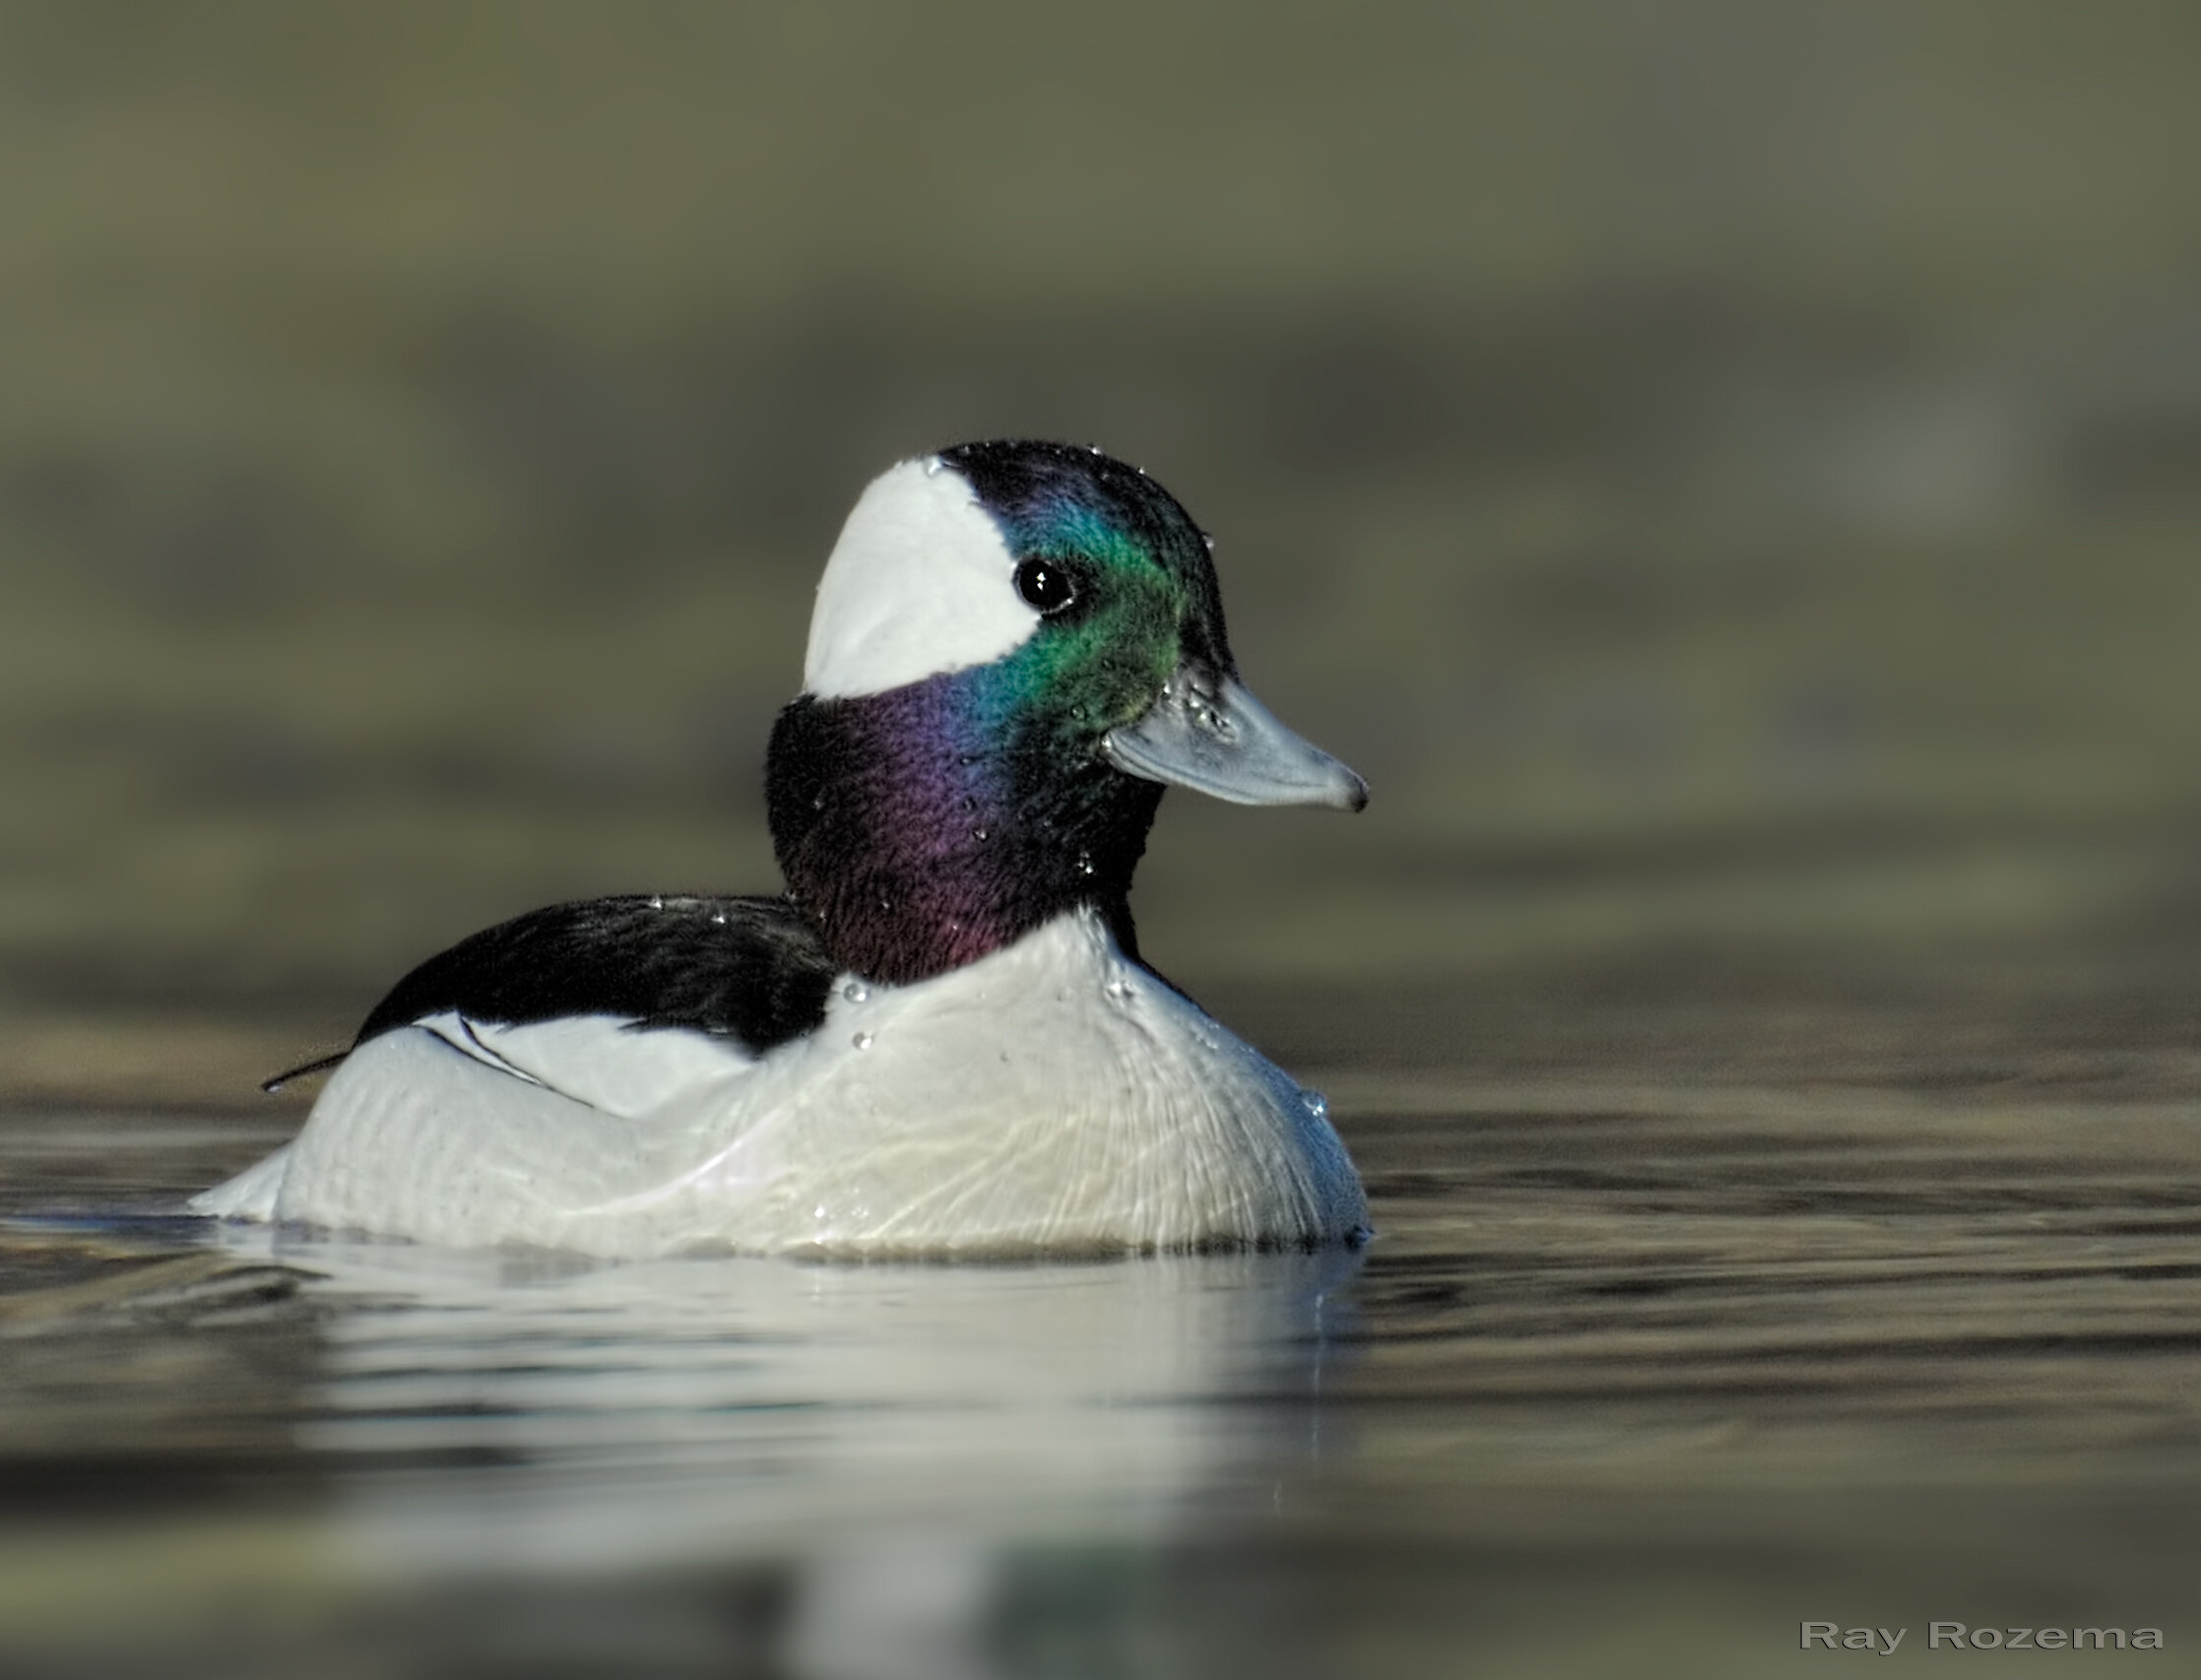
xmin=412 ymin=1010 xmax=757 ymax=1117
xmin=193 ymin=909 xmax=1366 ymax=1259
xmin=802 ymin=456 xmax=1038 ymax=698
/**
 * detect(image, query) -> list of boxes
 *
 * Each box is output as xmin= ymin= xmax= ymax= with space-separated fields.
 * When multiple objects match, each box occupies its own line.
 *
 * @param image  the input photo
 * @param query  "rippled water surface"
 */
xmin=5 ymin=1029 xmax=2197 ymax=1678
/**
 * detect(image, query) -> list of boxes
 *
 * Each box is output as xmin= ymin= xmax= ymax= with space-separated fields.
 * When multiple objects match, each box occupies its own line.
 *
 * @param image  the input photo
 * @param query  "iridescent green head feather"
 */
xmin=942 ymin=440 xmax=1224 ymax=746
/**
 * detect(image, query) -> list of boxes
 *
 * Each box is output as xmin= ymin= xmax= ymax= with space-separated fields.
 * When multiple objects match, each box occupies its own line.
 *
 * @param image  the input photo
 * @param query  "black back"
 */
xmin=355 ymin=894 xmax=836 ymax=1055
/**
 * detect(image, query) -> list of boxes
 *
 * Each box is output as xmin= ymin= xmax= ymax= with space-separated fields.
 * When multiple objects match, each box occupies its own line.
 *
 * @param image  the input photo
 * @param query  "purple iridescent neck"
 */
xmin=765 ymin=670 xmax=1163 ymax=986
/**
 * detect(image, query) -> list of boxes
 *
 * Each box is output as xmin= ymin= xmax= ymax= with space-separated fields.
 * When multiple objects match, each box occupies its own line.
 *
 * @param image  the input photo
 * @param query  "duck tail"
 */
xmin=261 ymin=1050 xmax=350 ymax=1094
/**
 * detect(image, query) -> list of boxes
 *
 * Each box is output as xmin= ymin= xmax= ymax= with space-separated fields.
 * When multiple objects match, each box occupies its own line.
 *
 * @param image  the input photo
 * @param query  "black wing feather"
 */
xmin=355 ymin=894 xmax=835 ymax=1056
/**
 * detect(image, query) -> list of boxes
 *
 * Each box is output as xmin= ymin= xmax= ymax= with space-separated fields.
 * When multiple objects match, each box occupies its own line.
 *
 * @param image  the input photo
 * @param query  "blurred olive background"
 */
xmin=5 ymin=0 xmax=2201 ymax=1105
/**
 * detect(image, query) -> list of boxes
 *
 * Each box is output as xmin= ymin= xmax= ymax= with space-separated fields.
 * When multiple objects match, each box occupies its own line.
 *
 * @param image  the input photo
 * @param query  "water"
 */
xmin=3 ymin=1046 xmax=2196 ymax=1678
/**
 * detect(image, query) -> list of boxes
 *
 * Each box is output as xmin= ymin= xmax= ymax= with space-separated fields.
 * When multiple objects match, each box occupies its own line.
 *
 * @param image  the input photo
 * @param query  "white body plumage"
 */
xmin=196 ymin=908 xmax=1365 ymax=1258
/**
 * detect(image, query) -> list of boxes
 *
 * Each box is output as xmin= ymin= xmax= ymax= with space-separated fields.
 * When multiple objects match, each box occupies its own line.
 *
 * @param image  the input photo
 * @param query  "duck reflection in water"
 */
xmin=219 ymin=1226 xmax=1362 ymax=1679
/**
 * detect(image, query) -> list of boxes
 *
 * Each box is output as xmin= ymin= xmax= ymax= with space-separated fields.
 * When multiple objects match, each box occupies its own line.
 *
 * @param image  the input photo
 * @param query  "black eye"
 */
xmin=1014 ymin=558 xmax=1076 ymax=614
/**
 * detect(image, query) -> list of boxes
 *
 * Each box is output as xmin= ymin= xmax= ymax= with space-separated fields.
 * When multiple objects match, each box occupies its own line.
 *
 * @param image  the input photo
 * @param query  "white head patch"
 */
xmin=802 ymin=457 xmax=1039 ymax=698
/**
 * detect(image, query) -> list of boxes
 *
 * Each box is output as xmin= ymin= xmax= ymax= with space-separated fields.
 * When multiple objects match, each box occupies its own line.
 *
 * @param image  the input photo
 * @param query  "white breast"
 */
xmin=195 ymin=911 xmax=1366 ymax=1259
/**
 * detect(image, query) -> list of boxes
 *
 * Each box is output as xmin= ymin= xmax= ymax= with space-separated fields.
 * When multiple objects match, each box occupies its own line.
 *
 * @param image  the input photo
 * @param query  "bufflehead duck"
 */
xmin=195 ymin=441 xmax=1369 ymax=1257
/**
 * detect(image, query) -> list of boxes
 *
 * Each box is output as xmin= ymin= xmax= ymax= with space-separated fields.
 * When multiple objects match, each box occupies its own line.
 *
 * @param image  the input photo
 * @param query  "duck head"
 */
xmin=767 ymin=440 xmax=1366 ymax=985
